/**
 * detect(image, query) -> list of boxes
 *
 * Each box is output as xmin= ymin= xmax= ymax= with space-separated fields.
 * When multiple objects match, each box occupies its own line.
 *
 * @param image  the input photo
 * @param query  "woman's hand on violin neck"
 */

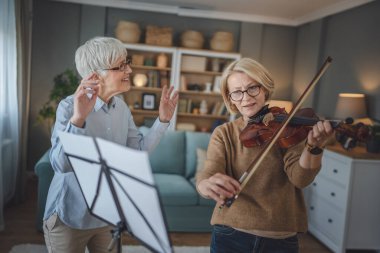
xmin=308 ymin=120 xmax=334 ymax=147
xmin=197 ymin=173 xmax=241 ymax=205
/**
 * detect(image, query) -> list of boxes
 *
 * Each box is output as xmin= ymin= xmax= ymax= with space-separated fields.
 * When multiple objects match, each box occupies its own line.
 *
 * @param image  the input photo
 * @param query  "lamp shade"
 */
xmin=334 ymin=93 xmax=367 ymax=119
xmin=268 ymin=100 xmax=293 ymax=113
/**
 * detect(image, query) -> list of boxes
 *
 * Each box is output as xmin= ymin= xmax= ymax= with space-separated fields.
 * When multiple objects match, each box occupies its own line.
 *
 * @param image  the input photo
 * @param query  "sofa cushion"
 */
xmin=154 ymin=173 xmax=198 ymax=206
xmin=149 ymin=130 xmax=186 ymax=175
xmin=196 ymin=148 xmax=207 ymax=173
xmin=185 ymin=131 xmax=211 ymax=178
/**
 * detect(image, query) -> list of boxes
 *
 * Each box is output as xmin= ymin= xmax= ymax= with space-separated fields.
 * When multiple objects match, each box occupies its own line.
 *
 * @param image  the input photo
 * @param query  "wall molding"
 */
xmin=52 ymin=0 xmax=373 ymax=26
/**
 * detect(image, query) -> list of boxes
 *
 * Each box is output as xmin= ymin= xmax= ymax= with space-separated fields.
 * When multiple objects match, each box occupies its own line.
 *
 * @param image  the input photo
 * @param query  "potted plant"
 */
xmin=37 ymin=69 xmax=79 ymax=133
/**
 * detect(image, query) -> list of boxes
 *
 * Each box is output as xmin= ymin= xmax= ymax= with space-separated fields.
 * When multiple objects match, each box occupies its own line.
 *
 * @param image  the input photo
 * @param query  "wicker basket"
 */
xmin=114 ymin=21 xmax=141 ymax=43
xmin=210 ymin=31 xmax=234 ymax=52
xmin=145 ymin=25 xmax=173 ymax=46
xmin=181 ymin=30 xmax=204 ymax=49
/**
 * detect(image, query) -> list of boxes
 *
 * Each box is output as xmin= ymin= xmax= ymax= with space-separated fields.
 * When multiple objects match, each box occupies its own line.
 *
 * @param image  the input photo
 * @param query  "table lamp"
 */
xmin=268 ymin=100 xmax=293 ymax=113
xmin=334 ymin=93 xmax=367 ymax=120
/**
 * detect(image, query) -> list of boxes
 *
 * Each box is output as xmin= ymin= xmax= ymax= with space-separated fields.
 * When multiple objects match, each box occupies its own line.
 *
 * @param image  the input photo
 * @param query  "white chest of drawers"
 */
xmin=304 ymin=144 xmax=380 ymax=253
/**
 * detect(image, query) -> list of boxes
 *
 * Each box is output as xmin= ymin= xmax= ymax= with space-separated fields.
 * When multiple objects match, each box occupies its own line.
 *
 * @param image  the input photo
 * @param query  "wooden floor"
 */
xmin=0 ymin=175 xmax=366 ymax=253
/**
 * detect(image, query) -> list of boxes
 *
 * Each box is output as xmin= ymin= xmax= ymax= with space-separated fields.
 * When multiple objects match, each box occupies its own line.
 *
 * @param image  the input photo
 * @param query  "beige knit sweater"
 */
xmin=196 ymin=117 xmax=320 ymax=232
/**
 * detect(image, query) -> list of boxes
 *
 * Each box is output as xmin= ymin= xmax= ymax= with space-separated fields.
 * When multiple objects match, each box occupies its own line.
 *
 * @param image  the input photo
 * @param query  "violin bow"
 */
xmin=220 ymin=56 xmax=333 ymax=210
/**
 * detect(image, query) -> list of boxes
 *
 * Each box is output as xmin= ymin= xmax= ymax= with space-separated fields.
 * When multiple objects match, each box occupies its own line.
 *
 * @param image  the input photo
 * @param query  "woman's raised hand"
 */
xmin=70 ymin=73 xmax=99 ymax=128
xmin=158 ymin=85 xmax=179 ymax=123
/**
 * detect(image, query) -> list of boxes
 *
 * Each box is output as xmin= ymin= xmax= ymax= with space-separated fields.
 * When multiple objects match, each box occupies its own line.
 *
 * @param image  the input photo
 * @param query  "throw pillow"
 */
xmin=196 ymin=148 xmax=207 ymax=173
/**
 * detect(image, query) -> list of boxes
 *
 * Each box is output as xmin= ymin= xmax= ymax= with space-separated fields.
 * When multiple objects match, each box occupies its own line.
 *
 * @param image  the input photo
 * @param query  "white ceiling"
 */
xmin=55 ymin=0 xmax=373 ymax=26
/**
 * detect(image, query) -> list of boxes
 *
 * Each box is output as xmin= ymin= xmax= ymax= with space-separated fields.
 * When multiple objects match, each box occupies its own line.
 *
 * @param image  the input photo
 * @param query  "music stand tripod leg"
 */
xmin=108 ymin=221 xmax=126 ymax=253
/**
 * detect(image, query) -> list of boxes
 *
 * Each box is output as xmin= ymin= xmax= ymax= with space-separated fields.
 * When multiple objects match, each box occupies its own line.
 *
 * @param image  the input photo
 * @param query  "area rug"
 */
xmin=10 ymin=244 xmax=210 ymax=253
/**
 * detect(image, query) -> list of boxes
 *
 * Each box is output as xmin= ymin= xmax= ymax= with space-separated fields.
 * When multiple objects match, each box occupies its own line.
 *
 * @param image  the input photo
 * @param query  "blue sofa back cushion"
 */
xmin=185 ymin=131 xmax=211 ymax=178
xmin=149 ymin=130 xmax=186 ymax=175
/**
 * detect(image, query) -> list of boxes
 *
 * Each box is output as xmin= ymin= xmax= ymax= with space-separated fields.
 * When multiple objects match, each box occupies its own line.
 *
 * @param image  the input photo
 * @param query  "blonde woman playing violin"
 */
xmin=196 ymin=58 xmax=333 ymax=253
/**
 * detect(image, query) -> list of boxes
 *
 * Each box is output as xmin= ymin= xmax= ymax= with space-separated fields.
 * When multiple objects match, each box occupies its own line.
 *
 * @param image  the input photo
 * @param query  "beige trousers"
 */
xmin=43 ymin=213 xmax=117 ymax=253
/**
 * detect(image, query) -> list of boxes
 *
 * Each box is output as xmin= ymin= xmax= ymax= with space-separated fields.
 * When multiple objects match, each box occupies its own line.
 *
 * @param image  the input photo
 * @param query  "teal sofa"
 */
xmin=34 ymin=130 xmax=214 ymax=232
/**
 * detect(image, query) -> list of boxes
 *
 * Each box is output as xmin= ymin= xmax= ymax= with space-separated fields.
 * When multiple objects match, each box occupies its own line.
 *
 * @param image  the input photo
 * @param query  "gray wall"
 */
xmin=29 ymin=0 xmax=81 ymax=169
xmin=292 ymin=20 xmax=324 ymax=108
xmin=260 ymin=25 xmax=297 ymax=100
xmin=28 ymin=0 xmax=379 ymax=170
xmin=295 ymin=1 xmax=380 ymax=119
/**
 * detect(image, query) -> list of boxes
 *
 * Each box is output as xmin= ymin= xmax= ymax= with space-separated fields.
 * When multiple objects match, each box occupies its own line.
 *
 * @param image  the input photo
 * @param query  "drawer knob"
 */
xmin=333 ymin=169 xmax=338 ymax=174
xmin=328 ymin=218 xmax=333 ymax=223
xmin=330 ymin=192 xmax=335 ymax=197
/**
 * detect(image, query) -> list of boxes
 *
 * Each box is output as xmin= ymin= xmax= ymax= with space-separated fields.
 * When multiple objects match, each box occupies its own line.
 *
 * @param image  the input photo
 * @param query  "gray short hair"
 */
xmin=75 ymin=37 xmax=127 ymax=78
xmin=220 ymin=58 xmax=275 ymax=114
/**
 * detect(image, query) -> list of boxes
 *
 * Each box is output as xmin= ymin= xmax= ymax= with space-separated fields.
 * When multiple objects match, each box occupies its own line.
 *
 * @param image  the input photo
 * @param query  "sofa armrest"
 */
xmin=34 ymin=149 xmax=52 ymax=176
xmin=34 ymin=149 xmax=54 ymax=232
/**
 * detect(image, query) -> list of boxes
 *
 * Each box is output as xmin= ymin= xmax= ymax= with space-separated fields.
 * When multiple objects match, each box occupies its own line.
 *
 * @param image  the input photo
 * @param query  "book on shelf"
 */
xmin=213 ymin=76 xmax=222 ymax=93
xmin=178 ymin=99 xmax=187 ymax=113
xmin=219 ymin=104 xmax=228 ymax=115
xmin=159 ymin=71 xmax=169 ymax=87
xmin=180 ymin=75 xmax=187 ymax=91
xmin=186 ymin=99 xmax=193 ymax=113
xmin=217 ymin=103 xmax=227 ymax=115
xmin=210 ymin=102 xmax=227 ymax=116
xmin=147 ymin=70 xmax=160 ymax=88
xmin=211 ymin=102 xmax=221 ymax=115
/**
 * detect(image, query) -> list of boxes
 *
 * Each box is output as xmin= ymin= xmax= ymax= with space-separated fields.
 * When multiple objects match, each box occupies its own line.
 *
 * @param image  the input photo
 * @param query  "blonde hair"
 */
xmin=75 ymin=37 xmax=127 ymax=78
xmin=220 ymin=58 xmax=274 ymax=114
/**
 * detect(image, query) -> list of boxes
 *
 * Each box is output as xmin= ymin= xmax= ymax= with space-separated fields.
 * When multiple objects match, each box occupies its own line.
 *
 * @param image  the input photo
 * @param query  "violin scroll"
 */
xmin=335 ymin=121 xmax=370 ymax=149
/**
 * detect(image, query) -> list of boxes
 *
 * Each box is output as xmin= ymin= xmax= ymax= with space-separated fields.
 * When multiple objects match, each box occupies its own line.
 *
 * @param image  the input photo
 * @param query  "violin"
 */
xmin=240 ymin=106 xmax=370 ymax=149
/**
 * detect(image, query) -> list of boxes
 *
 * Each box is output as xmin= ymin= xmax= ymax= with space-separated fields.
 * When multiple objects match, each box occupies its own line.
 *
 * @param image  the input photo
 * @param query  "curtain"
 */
xmin=0 ymin=0 xmax=18 ymax=231
xmin=15 ymin=0 xmax=33 ymax=204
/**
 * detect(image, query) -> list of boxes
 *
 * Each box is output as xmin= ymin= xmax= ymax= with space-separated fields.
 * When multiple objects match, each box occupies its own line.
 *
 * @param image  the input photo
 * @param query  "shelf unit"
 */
xmin=173 ymin=48 xmax=240 ymax=132
xmin=123 ymin=43 xmax=240 ymax=132
xmin=123 ymin=43 xmax=177 ymax=127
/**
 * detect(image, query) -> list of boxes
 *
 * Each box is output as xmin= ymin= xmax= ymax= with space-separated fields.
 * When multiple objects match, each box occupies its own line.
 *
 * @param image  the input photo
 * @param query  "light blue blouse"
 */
xmin=44 ymin=95 xmax=169 ymax=229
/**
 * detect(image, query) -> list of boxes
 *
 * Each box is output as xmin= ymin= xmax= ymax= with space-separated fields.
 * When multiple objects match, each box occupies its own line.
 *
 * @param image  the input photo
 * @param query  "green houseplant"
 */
xmin=37 ymin=69 xmax=79 ymax=133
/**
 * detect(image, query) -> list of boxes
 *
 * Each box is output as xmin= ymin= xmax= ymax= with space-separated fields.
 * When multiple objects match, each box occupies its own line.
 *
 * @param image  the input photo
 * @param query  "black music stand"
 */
xmin=58 ymin=131 xmax=173 ymax=253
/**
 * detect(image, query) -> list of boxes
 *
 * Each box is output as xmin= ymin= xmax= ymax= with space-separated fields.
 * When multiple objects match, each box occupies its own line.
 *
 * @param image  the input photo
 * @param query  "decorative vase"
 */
xmin=204 ymin=82 xmax=212 ymax=92
xmin=156 ymin=53 xmax=168 ymax=68
xmin=200 ymin=100 xmax=208 ymax=115
xmin=211 ymin=58 xmax=220 ymax=72
xmin=132 ymin=54 xmax=144 ymax=66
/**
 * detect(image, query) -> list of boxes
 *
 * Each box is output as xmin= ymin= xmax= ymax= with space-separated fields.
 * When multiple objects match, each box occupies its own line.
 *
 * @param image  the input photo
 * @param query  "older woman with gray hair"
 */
xmin=196 ymin=58 xmax=333 ymax=253
xmin=44 ymin=37 xmax=178 ymax=253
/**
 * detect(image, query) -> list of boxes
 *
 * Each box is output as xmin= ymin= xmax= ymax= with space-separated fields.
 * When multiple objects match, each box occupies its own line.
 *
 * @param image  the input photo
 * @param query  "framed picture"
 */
xmin=142 ymin=93 xmax=156 ymax=110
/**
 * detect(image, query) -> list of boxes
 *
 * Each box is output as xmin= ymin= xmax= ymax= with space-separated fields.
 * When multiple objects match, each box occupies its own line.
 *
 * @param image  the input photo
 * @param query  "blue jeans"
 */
xmin=210 ymin=225 xmax=299 ymax=253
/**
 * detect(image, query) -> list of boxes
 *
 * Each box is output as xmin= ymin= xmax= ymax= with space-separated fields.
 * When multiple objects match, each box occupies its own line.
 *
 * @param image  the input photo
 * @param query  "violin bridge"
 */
xmin=262 ymin=112 xmax=274 ymax=126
